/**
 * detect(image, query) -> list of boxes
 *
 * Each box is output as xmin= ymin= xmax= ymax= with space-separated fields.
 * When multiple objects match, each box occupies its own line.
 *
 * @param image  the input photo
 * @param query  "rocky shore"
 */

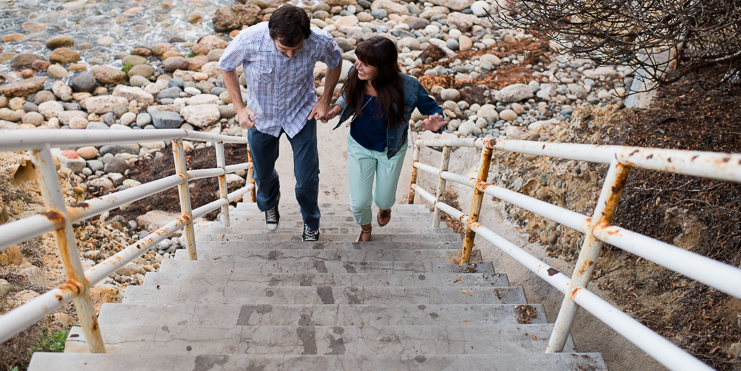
xmin=0 ymin=0 xmax=634 ymax=334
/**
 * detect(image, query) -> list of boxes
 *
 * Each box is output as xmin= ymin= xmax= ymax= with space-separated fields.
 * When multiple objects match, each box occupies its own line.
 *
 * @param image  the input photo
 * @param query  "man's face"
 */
xmin=274 ymin=38 xmax=305 ymax=59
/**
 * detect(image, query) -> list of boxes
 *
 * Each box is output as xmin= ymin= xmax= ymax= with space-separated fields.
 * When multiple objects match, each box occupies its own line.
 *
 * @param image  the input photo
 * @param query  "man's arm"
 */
xmin=222 ymin=69 xmax=256 ymax=130
xmin=309 ymin=63 xmax=341 ymax=121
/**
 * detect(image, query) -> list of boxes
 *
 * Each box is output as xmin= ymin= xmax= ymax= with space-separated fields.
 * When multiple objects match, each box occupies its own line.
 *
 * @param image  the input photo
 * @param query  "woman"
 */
xmin=322 ymin=36 xmax=447 ymax=242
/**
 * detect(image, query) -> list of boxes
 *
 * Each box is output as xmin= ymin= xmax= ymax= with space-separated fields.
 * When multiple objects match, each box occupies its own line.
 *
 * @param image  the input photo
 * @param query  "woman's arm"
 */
xmin=413 ymin=80 xmax=446 ymax=133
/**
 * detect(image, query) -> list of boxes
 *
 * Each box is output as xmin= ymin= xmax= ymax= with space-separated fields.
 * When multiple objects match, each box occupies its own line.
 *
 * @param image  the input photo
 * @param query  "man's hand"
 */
xmin=237 ymin=106 xmax=257 ymax=130
xmin=309 ymin=100 xmax=331 ymax=121
xmin=421 ymin=113 xmax=447 ymax=132
xmin=320 ymin=105 xmax=342 ymax=123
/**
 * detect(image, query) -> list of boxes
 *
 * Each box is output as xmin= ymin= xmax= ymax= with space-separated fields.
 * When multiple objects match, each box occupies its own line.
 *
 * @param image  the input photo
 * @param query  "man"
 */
xmin=219 ymin=5 xmax=342 ymax=241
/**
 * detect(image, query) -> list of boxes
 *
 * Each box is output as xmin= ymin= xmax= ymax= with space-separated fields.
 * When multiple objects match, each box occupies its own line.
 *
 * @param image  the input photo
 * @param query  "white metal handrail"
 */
xmin=0 ymin=129 xmax=256 ymax=353
xmin=409 ymin=136 xmax=741 ymax=371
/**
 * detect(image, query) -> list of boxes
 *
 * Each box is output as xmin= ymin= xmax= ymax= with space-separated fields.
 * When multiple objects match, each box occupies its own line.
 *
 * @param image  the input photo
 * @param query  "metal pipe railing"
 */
xmin=0 ymin=129 xmax=252 ymax=352
xmin=411 ymin=136 xmax=741 ymax=371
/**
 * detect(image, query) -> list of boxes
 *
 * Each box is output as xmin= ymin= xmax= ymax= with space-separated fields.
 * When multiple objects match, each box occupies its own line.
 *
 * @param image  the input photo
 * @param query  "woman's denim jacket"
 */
xmin=333 ymin=72 xmax=445 ymax=159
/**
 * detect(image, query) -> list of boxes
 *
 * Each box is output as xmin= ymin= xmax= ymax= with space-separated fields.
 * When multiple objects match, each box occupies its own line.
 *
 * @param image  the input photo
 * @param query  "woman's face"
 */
xmin=355 ymin=59 xmax=378 ymax=81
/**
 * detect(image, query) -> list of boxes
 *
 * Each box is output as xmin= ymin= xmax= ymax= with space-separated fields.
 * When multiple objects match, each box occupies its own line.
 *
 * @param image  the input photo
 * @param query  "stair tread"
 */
xmin=142 ymin=272 xmax=508 ymax=287
xmin=122 ymin=285 xmax=527 ymax=305
xmin=30 ymin=353 xmax=607 ymax=371
xmin=158 ymin=260 xmax=494 ymax=275
xmin=190 ymin=241 xmax=461 ymax=250
xmin=195 ymin=233 xmax=462 ymax=243
xmin=172 ymin=247 xmax=480 ymax=263
xmin=98 ymin=303 xmax=548 ymax=327
xmin=63 ymin=323 xmax=577 ymax=355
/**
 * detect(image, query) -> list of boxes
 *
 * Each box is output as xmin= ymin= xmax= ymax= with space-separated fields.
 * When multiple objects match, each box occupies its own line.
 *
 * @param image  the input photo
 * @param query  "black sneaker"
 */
xmin=302 ymin=223 xmax=320 ymax=241
xmin=265 ymin=204 xmax=280 ymax=232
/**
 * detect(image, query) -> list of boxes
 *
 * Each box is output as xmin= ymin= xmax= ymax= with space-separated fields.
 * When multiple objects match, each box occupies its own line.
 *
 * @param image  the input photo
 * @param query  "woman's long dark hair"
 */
xmin=342 ymin=36 xmax=405 ymax=129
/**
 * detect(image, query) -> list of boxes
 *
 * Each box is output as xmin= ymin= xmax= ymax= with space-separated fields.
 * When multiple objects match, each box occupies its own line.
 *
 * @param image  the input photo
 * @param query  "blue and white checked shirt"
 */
xmin=218 ymin=22 xmax=343 ymax=138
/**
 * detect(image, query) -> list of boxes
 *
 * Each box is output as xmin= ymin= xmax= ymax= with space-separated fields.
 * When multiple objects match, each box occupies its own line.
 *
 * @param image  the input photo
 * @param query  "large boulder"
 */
xmin=81 ymin=95 xmax=129 ymax=114
xmin=495 ymin=83 xmax=534 ymax=103
xmin=150 ymin=110 xmax=185 ymax=129
xmin=0 ymin=77 xmax=46 ymax=98
xmin=49 ymin=48 xmax=80 ymax=64
xmin=191 ymin=35 xmax=229 ymax=55
xmin=370 ymin=0 xmax=409 ymax=14
xmin=429 ymin=0 xmax=474 ymax=11
xmin=113 ymin=85 xmax=154 ymax=105
xmin=91 ymin=66 xmax=127 ymax=85
xmin=69 ymin=71 xmax=97 ymax=93
xmin=212 ymin=4 xmax=262 ymax=32
xmin=180 ymin=104 xmax=220 ymax=128
xmin=10 ymin=53 xmax=44 ymax=69
xmin=38 ymin=100 xmax=65 ymax=119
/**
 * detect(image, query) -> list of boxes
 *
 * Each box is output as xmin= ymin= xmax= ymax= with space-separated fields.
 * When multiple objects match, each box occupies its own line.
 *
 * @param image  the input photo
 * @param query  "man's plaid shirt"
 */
xmin=218 ymin=22 xmax=342 ymax=138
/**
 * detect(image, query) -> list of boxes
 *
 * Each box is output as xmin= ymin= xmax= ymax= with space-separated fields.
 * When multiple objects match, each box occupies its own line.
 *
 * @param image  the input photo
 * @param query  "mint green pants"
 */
xmin=347 ymin=132 xmax=408 ymax=226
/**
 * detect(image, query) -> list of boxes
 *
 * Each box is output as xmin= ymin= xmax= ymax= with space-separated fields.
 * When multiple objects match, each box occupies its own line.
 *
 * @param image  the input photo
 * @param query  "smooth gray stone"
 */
xmin=29 ymin=353 xmax=607 ymax=371
xmin=99 ymin=143 xmax=139 ymax=155
xmin=64 ymin=323 xmax=576 ymax=355
xmin=97 ymin=303 xmax=547 ymax=328
xmin=158 ymin=259 xmax=494 ymax=275
xmin=85 ymin=121 xmax=109 ymax=130
xmin=149 ymin=110 xmax=184 ymax=129
xmin=122 ymin=285 xmax=525 ymax=305
xmin=141 ymin=272 xmax=507 ymax=287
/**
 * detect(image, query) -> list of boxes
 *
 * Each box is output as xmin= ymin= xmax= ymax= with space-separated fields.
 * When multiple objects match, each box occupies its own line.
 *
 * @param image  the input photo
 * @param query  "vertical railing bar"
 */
xmin=408 ymin=143 xmax=420 ymax=204
xmin=246 ymin=145 xmax=256 ymax=203
xmin=460 ymin=146 xmax=493 ymax=264
xmin=432 ymin=145 xmax=451 ymax=228
xmin=172 ymin=139 xmax=197 ymax=260
xmin=215 ymin=141 xmax=230 ymax=227
xmin=31 ymin=145 xmax=105 ymax=353
xmin=547 ymin=158 xmax=631 ymax=352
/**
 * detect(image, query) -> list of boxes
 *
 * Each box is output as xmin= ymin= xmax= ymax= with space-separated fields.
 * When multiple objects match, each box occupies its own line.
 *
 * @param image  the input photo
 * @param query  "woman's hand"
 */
xmin=320 ymin=105 xmax=342 ymax=123
xmin=421 ymin=113 xmax=447 ymax=132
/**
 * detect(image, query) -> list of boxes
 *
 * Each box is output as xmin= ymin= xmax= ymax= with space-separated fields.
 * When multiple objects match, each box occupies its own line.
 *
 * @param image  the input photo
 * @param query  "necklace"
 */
xmin=347 ymin=95 xmax=375 ymax=127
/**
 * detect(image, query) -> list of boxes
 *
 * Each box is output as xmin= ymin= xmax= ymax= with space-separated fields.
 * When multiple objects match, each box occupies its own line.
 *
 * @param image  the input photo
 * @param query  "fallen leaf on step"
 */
xmin=220 ymin=234 xmax=225 ymax=241
xmin=461 ymin=289 xmax=473 ymax=296
xmin=237 ymin=236 xmax=242 ymax=239
xmin=453 ymin=276 xmax=461 ymax=283
xmin=531 ymin=335 xmax=537 ymax=341
xmin=213 ymin=257 xmax=221 ymax=260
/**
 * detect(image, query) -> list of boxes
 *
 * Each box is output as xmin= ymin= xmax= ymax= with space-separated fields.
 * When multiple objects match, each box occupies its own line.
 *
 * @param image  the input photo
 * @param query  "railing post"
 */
xmin=432 ymin=145 xmax=451 ymax=228
xmin=408 ymin=143 xmax=420 ymax=204
xmin=246 ymin=146 xmax=256 ymax=203
xmin=215 ymin=141 xmax=230 ymax=227
xmin=172 ymin=139 xmax=197 ymax=260
xmin=547 ymin=158 xmax=631 ymax=352
xmin=460 ymin=145 xmax=493 ymax=264
xmin=32 ymin=145 xmax=105 ymax=353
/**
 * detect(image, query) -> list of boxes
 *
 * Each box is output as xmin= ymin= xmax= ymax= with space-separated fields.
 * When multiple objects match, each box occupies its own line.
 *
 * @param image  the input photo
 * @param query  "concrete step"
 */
xmin=205 ymin=226 xmax=457 ymax=235
xmin=141 ymin=272 xmax=508 ymax=287
xmin=158 ymin=259 xmax=494 ymax=275
xmin=97 ymin=303 xmax=547 ymax=328
xmin=226 ymin=214 xmax=435 ymax=223
xmin=29 ymin=352 xmax=608 ymax=371
xmin=190 ymin=240 xmax=461 ymax=250
xmin=63 ymin=323 xmax=576 ymax=355
xmin=122 ymin=285 xmax=526 ymax=305
xmin=213 ymin=220 xmax=443 ymax=230
xmin=234 ymin=203 xmax=431 ymax=212
xmin=195 ymin=233 xmax=462 ymax=243
xmin=172 ymin=247 xmax=481 ymax=263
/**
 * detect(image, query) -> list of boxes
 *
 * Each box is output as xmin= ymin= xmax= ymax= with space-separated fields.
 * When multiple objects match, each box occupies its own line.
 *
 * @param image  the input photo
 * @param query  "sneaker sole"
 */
xmin=266 ymin=219 xmax=280 ymax=232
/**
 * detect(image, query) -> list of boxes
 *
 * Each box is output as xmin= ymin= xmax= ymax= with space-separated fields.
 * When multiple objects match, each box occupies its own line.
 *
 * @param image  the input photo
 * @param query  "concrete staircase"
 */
xmin=29 ymin=202 xmax=607 ymax=370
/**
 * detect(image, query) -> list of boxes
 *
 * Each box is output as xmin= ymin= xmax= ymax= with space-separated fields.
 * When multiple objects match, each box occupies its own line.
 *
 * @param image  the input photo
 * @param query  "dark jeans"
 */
xmin=247 ymin=119 xmax=320 ymax=230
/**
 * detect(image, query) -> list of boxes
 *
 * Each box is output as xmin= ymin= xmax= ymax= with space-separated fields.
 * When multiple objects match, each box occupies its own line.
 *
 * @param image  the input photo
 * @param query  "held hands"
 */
xmin=237 ymin=106 xmax=257 ymax=130
xmin=309 ymin=100 xmax=331 ymax=122
xmin=319 ymin=105 xmax=342 ymax=123
xmin=421 ymin=113 xmax=447 ymax=132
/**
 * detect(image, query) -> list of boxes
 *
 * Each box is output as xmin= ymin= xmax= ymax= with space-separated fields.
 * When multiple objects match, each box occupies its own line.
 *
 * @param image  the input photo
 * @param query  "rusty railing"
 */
xmin=409 ymin=136 xmax=741 ymax=371
xmin=0 ymin=129 xmax=255 ymax=353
